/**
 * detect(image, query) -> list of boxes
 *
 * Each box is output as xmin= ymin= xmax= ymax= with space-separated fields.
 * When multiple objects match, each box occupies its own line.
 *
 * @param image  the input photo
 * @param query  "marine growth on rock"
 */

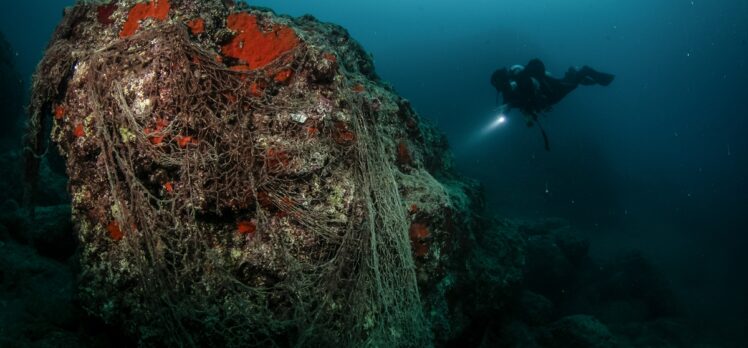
xmin=26 ymin=0 xmax=491 ymax=346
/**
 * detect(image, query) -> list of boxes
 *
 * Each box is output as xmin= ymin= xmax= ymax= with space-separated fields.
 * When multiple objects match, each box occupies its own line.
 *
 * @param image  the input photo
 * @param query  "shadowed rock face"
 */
xmin=0 ymin=30 xmax=23 ymax=149
xmin=28 ymin=1 xmax=516 ymax=346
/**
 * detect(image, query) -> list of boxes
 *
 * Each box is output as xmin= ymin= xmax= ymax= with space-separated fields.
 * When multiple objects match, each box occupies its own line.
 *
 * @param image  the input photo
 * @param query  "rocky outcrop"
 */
xmin=28 ymin=1 xmax=521 ymax=346
xmin=466 ymin=219 xmax=694 ymax=348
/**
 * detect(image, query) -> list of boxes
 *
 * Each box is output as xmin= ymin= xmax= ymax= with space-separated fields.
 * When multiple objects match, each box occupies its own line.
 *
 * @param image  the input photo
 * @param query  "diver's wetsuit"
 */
xmin=491 ymin=58 xmax=614 ymax=119
xmin=490 ymin=58 xmax=614 ymax=150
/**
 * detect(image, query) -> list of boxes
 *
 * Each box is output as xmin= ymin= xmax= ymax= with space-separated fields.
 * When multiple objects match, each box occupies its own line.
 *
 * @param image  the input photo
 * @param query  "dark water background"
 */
xmin=2 ymin=0 xmax=747 ymax=342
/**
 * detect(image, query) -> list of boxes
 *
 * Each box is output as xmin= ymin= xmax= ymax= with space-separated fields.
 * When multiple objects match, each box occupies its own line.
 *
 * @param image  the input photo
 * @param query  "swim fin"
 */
xmin=580 ymin=66 xmax=615 ymax=86
xmin=593 ymin=71 xmax=615 ymax=86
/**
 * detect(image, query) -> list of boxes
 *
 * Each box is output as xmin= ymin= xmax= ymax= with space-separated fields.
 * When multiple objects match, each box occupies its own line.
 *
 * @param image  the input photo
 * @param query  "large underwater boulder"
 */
xmin=28 ymin=0 xmax=522 ymax=346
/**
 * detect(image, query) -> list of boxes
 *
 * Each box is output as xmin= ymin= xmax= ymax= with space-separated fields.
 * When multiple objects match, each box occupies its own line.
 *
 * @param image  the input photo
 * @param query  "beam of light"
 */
xmin=480 ymin=112 xmax=508 ymax=136
xmin=493 ymin=115 xmax=507 ymax=127
xmin=454 ymin=106 xmax=510 ymax=156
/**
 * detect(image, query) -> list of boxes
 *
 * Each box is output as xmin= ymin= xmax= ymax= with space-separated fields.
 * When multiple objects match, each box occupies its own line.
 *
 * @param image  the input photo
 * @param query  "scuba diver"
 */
xmin=490 ymin=58 xmax=614 ymax=151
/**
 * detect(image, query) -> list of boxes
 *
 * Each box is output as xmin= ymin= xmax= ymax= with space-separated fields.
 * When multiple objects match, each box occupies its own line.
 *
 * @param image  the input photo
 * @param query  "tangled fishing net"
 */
xmin=26 ymin=0 xmax=495 ymax=346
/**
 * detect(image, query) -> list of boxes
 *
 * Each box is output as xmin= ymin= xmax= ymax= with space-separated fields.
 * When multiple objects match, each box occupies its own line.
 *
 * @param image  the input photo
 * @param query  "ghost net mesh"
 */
xmin=39 ymin=24 xmax=429 ymax=347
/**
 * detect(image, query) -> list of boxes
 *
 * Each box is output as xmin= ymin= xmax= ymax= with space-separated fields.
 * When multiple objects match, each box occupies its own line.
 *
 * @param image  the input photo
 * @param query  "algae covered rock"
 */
xmin=27 ymin=0 xmax=513 ymax=346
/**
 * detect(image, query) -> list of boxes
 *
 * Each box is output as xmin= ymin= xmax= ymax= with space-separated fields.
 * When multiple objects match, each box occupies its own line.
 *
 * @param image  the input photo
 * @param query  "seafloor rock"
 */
xmin=1 ymin=150 xmax=69 ymax=209
xmin=429 ymin=216 xmax=525 ymax=344
xmin=485 ymin=320 xmax=540 ymax=348
xmin=27 ymin=1 xmax=518 ymax=346
xmin=517 ymin=290 xmax=554 ymax=326
xmin=493 ymin=219 xmax=688 ymax=347
xmin=0 ymin=30 xmax=23 ymax=149
xmin=539 ymin=315 xmax=620 ymax=348
xmin=0 ymin=199 xmax=26 ymax=242
xmin=517 ymin=220 xmax=587 ymax=302
xmin=27 ymin=204 xmax=76 ymax=261
xmin=0 ymin=240 xmax=79 ymax=347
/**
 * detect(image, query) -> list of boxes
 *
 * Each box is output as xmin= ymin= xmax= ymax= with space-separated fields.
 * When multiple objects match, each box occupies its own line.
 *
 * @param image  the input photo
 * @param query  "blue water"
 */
xmin=2 ymin=0 xmax=747 ymax=343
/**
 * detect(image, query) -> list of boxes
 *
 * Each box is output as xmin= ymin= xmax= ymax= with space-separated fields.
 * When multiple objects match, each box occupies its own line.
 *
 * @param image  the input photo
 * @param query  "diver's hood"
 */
xmin=509 ymin=64 xmax=525 ymax=75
